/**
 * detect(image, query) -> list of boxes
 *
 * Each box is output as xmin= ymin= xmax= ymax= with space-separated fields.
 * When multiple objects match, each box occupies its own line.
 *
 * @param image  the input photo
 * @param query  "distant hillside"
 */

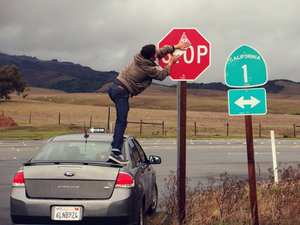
xmin=0 ymin=52 xmax=117 ymax=93
xmin=98 ymin=79 xmax=300 ymax=96
xmin=1 ymin=52 xmax=300 ymax=95
xmin=180 ymin=79 xmax=300 ymax=95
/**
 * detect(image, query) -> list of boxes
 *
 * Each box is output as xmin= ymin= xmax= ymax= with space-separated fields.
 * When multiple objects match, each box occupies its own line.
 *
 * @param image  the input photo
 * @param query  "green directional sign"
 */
xmin=225 ymin=45 xmax=268 ymax=87
xmin=228 ymin=88 xmax=267 ymax=116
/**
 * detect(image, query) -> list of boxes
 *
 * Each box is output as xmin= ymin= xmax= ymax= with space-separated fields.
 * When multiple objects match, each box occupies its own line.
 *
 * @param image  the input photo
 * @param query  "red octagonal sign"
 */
xmin=158 ymin=28 xmax=211 ymax=81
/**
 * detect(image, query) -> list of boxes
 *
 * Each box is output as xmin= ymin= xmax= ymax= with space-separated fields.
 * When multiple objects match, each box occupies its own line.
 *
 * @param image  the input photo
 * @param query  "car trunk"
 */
xmin=23 ymin=164 xmax=120 ymax=199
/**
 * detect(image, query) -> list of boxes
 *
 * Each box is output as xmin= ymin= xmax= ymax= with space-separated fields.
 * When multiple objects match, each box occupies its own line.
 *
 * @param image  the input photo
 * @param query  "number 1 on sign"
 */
xmin=242 ymin=64 xmax=248 ymax=83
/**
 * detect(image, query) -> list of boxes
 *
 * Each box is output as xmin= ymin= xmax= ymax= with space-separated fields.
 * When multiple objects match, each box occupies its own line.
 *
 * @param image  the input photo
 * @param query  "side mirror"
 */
xmin=149 ymin=155 xmax=161 ymax=164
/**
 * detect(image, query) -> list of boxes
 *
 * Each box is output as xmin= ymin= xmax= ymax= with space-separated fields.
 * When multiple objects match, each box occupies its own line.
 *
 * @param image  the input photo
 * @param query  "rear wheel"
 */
xmin=147 ymin=184 xmax=158 ymax=214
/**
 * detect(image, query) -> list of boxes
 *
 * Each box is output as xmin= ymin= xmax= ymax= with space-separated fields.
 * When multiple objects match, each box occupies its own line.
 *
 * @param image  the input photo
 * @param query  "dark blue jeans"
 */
xmin=108 ymin=81 xmax=129 ymax=151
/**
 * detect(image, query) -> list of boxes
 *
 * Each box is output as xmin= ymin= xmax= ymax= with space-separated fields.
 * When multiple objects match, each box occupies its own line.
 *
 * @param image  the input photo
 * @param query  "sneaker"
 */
xmin=109 ymin=151 xmax=129 ymax=165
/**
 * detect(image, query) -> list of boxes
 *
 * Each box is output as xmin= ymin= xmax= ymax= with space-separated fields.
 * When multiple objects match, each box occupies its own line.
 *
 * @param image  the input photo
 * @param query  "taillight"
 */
xmin=12 ymin=169 xmax=25 ymax=187
xmin=115 ymin=172 xmax=134 ymax=188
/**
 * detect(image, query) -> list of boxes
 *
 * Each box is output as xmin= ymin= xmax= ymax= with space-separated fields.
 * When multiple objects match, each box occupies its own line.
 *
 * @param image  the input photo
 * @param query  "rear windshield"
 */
xmin=31 ymin=141 xmax=113 ymax=162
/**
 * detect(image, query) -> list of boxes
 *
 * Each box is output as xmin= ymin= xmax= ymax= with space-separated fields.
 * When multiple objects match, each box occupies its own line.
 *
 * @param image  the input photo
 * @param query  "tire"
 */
xmin=147 ymin=184 xmax=158 ymax=215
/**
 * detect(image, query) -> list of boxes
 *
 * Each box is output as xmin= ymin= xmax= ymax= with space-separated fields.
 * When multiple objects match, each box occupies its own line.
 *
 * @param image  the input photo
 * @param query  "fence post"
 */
xmin=294 ymin=124 xmax=296 ymax=138
xmin=29 ymin=112 xmax=31 ymax=124
xmin=58 ymin=112 xmax=61 ymax=124
xmin=227 ymin=123 xmax=229 ymax=136
xmin=128 ymin=120 xmax=165 ymax=135
xmin=194 ymin=122 xmax=197 ymax=136
xmin=90 ymin=116 xmax=92 ymax=128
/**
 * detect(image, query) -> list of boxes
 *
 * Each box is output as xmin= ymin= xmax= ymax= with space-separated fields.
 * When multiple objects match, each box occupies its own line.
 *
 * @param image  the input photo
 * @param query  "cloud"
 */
xmin=0 ymin=0 xmax=299 ymax=85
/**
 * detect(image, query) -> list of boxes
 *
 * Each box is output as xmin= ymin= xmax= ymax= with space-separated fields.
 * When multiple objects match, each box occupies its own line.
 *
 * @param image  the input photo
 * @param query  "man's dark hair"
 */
xmin=141 ymin=44 xmax=156 ymax=60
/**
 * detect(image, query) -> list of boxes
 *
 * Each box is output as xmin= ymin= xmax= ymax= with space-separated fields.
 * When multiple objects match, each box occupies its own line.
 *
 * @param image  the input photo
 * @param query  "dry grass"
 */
xmin=2 ymin=87 xmax=300 ymax=224
xmin=146 ymin=164 xmax=300 ymax=224
xmin=1 ymin=87 xmax=300 ymax=139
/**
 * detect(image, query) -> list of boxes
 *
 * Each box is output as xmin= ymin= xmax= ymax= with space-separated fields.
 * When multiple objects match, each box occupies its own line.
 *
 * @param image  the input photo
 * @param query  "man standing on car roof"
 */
xmin=108 ymin=42 xmax=191 ymax=164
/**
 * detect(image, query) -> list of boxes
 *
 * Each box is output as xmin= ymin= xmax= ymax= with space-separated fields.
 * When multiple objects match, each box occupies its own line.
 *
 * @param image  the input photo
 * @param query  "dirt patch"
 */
xmin=0 ymin=111 xmax=18 ymax=127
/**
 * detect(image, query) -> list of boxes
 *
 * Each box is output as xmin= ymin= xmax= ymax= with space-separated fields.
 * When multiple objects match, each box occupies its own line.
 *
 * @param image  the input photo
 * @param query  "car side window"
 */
xmin=133 ymin=139 xmax=147 ymax=163
xmin=128 ymin=139 xmax=143 ymax=167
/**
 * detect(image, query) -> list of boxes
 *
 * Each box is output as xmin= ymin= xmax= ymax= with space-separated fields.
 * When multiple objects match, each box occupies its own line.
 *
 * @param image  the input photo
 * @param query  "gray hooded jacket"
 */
xmin=117 ymin=45 xmax=174 ymax=96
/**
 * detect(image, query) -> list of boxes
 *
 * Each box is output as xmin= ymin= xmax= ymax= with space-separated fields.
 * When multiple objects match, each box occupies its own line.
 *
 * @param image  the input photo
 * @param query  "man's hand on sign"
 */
xmin=173 ymin=41 xmax=191 ymax=56
xmin=174 ymin=41 xmax=191 ymax=50
xmin=168 ymin=54 xmax=181 ymax=67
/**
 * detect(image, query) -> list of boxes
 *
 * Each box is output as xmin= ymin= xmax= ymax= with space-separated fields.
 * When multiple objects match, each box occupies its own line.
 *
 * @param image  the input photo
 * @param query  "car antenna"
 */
xmin=84 ymin=123 xmax=89 ymax=139
xmin=84 ymin=123 xmax=89 ymax=152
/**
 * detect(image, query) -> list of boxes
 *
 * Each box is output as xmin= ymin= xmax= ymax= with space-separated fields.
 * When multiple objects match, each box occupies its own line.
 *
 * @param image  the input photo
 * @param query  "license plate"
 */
xmin=51 ymin=206 xmax=82 ymax=221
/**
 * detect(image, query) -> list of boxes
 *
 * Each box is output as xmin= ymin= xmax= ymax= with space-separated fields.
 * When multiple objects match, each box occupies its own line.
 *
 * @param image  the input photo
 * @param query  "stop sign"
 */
xmin=158 ymin=28 xmax=211 ymax=81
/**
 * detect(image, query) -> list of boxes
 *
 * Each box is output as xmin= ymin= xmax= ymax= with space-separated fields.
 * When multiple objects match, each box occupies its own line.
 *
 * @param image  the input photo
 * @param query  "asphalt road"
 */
xmin=1 ymin=139 xmax=300 ymax=224
xmin=140 ymin=139 xmax=300 ymax=201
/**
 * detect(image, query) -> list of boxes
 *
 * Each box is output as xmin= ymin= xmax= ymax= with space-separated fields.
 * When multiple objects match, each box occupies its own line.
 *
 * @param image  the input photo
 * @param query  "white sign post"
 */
xmin=270 ymin=130 xmax=279 ymax=183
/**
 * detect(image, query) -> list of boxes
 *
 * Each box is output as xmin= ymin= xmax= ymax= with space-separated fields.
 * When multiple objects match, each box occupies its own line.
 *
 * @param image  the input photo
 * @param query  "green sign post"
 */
xmin=225 ymin=45 xmax=268 ymax=225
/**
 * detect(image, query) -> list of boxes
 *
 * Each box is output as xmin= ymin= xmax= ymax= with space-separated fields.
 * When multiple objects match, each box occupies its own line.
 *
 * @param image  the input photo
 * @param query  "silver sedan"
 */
xmin=10 ymin=131 xmax=161 ymax=225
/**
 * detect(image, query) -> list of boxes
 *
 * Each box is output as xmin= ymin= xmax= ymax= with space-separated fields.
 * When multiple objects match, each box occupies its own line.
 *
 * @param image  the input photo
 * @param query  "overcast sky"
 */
xmin=0 ymin=0 xmax=299 ymax=85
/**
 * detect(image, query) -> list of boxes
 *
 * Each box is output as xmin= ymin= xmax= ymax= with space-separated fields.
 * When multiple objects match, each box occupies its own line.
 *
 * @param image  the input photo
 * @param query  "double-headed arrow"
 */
xmin=234 ymin=96 xmax=260 ymax=109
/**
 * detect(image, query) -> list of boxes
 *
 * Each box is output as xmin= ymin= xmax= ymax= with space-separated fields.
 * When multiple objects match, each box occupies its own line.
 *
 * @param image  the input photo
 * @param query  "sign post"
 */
xmin=177 ymin=81 xmax=186 ymax=222
xmin=158 ymin=28 xmax=210 ymax=224
xmin=225 ymin=44 xmax=268 ymax=225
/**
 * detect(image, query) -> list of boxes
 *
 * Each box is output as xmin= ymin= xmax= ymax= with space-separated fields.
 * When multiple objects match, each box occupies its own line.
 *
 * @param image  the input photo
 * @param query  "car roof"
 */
xmin=48 ymin=133 xmax=130 ymax=142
